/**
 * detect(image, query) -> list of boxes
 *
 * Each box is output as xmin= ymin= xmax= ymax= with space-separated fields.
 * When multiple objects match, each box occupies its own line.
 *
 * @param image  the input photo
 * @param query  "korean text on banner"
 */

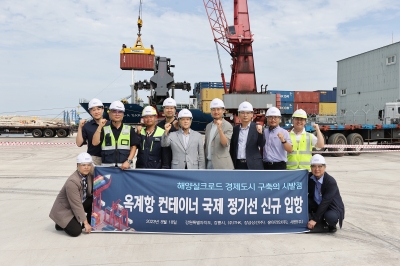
xmin=92 ymin=168 xmax=309 ymax=234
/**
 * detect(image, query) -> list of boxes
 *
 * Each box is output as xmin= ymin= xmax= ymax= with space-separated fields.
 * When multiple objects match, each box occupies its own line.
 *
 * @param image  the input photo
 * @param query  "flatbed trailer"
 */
xmin=296 ymin=124 xmax=400 ymax=157
xmin=0 ymin=124 xmax=72 ymax=138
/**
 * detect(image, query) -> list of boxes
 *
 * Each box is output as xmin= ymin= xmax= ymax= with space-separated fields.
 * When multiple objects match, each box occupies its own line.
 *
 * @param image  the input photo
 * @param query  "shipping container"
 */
xmin=319 ymin=103 xmax=337 ymax=116
xmin=293 ymin=103 xmax=319 ymax=115
xmin=319 ymin=88 xmax=337 ymax=103
xmin=197 ymin=82 xmax=230 ymax=89
xmin=294 ymin=91 xmax=319 ymax=103
xmin=201 ymin=89 xmax=225 ymax=101
xmin=223 ymin=94 xmax=276 ymax=109
xmin=120 ymin=54 xmax=155 ymax=71
xmin=267 ymin=90 xmax=294 ymax=102
xmin=201 ymin=100 xmax=211 ymax=113
xmin=279 ymin=102 xmax=294 ymax=114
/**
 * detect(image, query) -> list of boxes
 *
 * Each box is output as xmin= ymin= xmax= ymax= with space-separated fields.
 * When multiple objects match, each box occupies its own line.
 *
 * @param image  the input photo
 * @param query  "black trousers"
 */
xmin=61 ymin=196 xmax=93 ymax=237
xmin=235 ymin=160 xmax=249 ymax=170
xmin=263 ymin=161 xmax=286 ymax=170
xmin=309 ymin=200 xmax=339 ymax=227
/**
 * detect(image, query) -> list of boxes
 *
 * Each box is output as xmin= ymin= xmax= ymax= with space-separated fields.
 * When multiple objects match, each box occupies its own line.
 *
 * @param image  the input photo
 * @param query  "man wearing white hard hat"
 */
xmin=76 ymin=98 xmax=110 ymax=166
xmin=92 ymin=101 xmax=139 ymax=169
xmin=287 ymin=109 xmax=324 ymax=171
xmin=262 ymin=107 xmax=293 ymax=170
xmin=307 ymin=154 xmax=345 ymax=233
xmin=229 ymin=101 xmax=265 ymax=169
xmin=136 ymin=106 xmax=170 ymax=169
xmin=204 ymin=98 xmax=234 ymax=169
xmin=49 ymin=153 xmax=94 ymax=237
xmin=162 ymin=109 xmax=205 ymax=169
xmin=156 ymin=98 xmax=179 ymax=169
xmin=157 ymin=98 xmax=179 ymax=132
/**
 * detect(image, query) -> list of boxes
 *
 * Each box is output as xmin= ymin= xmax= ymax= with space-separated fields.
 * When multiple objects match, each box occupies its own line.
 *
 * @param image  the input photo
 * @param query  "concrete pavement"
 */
xmin=0 ymin=135 xmax=399 ymax=266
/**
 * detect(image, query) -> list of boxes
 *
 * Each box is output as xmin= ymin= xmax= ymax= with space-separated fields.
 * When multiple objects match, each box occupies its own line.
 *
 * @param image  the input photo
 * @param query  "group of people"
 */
xmin=49 ymin=97 xmax=344 ymax=236
xmin=73 ymin=97 xmax=325 ymax=172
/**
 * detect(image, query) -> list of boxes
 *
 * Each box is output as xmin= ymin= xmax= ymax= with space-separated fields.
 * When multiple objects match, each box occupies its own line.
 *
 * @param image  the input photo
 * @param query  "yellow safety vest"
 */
xmin=101 ymin=125 xmax=131 ymax=166
xmin=287 ymin=131 xmax=313 ymax=170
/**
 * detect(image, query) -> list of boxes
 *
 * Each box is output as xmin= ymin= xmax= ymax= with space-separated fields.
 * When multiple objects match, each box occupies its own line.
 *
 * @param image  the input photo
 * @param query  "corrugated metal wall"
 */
xmin=337 ymin=42 xmax=400 ymax=124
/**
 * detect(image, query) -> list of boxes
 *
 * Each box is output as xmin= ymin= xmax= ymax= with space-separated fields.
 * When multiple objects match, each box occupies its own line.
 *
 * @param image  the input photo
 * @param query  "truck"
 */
xmin=0 ymin=119 xmax=72 ymax=138
xmin=297 ymin=102 xmax=400 ymax=157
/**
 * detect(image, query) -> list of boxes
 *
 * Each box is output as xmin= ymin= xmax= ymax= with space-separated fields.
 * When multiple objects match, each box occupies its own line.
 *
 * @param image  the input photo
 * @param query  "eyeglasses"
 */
xmin=111 ymin=110 xmax=124 ymax=114
xmin=311 ymin=165 xmax=325 ymax=169
xmin=267 ymin=116 xmax=280 ymax=120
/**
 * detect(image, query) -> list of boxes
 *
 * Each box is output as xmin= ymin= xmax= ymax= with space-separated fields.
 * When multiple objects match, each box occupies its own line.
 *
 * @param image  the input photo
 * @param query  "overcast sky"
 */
xmin=1 ymin=0 xmax=400 ymax=118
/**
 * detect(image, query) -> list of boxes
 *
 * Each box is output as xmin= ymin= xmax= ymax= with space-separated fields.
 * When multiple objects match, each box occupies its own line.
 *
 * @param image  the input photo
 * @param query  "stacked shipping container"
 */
xmin=267 ymin=90 xmax=294 ymax=114
xmin=193 ymin=82 xmax=336 ymax=116
xmin=268 ymin=88 xmax=337 ymax=116
xmin=293 ymin=91 xmax=320 ymax=115
xmin=318 ymin=88 xmax=337 ymax=116
xmin=201 ymin=89 xmax=225 ymax=113
xmin=193 ymin=82 xmax=229 ymax=113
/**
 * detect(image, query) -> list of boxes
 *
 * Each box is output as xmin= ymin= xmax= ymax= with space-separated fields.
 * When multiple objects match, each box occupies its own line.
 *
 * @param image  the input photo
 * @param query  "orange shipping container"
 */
xmin=200 ymin=89 xmax=225 ymax=101
xmin=319 ymin=103 xmax=337 ymax=116
xmin=120 ymin=54 xmax=155 ymax=71
xmin=293 ymin=103 xmax=319 ymax=115
xmin=294 ymin=91 xmax=319 ymax=103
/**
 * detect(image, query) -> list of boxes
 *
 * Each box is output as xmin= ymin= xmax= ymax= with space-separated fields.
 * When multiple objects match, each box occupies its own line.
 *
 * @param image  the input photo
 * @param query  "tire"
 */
xmin=312 ymin=131 xmax=325 ymax=154
xmin=327 ymin=133 xmax=347 ymax=157
xmin=347 ymin=133 xmax=363 ymax=156
xmin=32 ymin=129 xmax=43 ymax=138
xmin=43 ymin=129 xmax=54 ymax=138
xmin=56 ymin=129 xmax=67 ymax=138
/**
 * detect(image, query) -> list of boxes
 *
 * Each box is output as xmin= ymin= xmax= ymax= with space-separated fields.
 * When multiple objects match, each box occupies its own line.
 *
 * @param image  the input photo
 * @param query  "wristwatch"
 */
xmin=281 ymin=140 xmax=287 ymax=144
xmin=127 ymin=159 xmax=133 ymax=164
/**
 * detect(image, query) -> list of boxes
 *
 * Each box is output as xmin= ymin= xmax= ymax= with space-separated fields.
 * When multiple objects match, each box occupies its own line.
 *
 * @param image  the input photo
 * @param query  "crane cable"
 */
xmin=137 ymin=0 xmax=143 ymax=36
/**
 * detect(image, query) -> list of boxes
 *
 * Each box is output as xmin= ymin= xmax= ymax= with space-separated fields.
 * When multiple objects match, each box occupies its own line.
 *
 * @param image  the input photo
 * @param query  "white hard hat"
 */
xmin=266 ymin=107 xmax=281 ymax=117
xmin=238 ymin=101 xmax=253 ymax=112
xmin=142 ymin=106 xmax=157 ymax=117
xmin=88 ymin=98 xmax=103 ymax=109
xmin=162 ymin=98 xmax=177 ymax=107
xmin=76 ymin=152 xmax=93 ymax=164
xmin=310 ymin=154 xmax=326 ymax=165
xmin=178 ymin=109 xmax=193 ymax=119
xmin=210 ymin=98 xmax=225 ymax=109
xmin=292 ymin=109 xmax=307 ymax=119
xmin=109 ymin=101 xmax=125 ymax=112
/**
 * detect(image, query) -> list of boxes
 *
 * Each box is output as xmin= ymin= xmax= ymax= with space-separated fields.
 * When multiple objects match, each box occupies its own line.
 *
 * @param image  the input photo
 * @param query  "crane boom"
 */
xmin=203 ymin=0 xmax=257 ymax=94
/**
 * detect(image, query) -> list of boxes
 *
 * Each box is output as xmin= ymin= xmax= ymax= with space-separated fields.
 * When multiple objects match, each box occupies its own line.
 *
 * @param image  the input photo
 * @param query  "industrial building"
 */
xmin=337 ymin=41 xmax=400 ymax=124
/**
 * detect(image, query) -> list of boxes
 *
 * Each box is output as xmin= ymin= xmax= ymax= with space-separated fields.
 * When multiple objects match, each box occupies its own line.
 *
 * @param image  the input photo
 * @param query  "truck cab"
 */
xmin=379 ymin=102 xmax=400 ymax=124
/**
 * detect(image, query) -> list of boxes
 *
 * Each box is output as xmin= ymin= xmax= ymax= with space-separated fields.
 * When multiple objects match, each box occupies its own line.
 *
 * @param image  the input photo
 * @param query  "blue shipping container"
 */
xmin=197 ymin=82 xmax=230 ymax=89
xmin=279 ymin=102 xmax=294 ymax=114
xmin=267 ymin=90 xmax=294 ymax=102
xmin=319 ymin=88 xmax=337 ymax=103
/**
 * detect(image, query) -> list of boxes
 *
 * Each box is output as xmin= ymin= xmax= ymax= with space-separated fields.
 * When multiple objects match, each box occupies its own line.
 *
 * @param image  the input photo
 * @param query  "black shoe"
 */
xmin=55 ymin=224 xmax=63 ymax=231
xmin=328 ymin=226 xmax=337 ymax=233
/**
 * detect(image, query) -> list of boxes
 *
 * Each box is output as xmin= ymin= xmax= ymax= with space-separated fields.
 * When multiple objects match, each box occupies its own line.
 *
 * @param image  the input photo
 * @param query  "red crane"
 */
xmin=203 ymin=0 xmax=278 ymax=125
xmin=203 ymin=0 xmax=256 ymax=94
